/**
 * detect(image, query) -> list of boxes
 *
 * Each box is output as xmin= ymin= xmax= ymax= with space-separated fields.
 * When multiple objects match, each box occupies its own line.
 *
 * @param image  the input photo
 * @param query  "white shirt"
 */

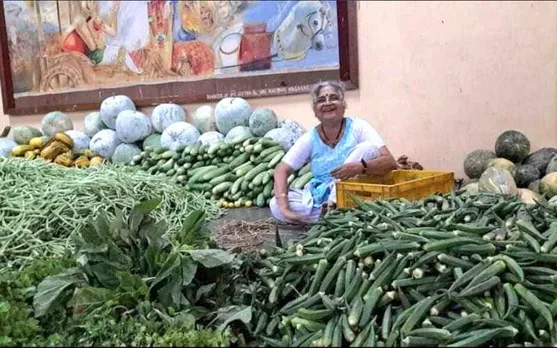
xmin=282 ymin=117 xmax=386 ymax=171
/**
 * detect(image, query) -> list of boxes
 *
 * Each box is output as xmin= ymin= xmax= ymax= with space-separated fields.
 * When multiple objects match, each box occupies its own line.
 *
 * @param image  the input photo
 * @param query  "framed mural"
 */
xmin=0 ymin=0 xmax=358 ymax=115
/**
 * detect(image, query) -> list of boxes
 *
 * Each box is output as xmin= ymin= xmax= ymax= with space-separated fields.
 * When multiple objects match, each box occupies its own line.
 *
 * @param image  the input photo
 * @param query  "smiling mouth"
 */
xmin=322 ymin=106 xmax=336 ymax=112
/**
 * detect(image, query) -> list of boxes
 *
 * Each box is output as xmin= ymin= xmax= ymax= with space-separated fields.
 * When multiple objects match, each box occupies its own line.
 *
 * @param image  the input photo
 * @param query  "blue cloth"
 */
xmin=308 ymin=117 xmax=358 ymax=208
xmin=171 ymin=0 xmax=197 ymax=42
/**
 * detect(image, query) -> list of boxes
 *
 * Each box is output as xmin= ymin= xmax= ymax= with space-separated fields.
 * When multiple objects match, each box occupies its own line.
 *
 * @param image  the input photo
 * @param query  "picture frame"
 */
xmin=0 ymin=1 xmax=358 ymax=116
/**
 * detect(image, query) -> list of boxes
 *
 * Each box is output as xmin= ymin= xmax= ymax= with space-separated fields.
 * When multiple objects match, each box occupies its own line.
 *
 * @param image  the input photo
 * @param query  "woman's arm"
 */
xmin=364 ymin=146 xmax=398 ymax=176
xmin=273 ymin=162 xmax=294 ymax=211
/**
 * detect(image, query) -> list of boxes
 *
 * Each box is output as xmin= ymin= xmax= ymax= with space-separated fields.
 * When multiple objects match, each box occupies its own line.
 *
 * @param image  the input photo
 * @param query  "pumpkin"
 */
xmin=528 ymin=179 xmax=541 ymax=193
xmin=478 ymin=167 xmax=518 ymax=196
xmin=515 ymin=164 xmax=540 ymax=188
xmin=463 ymin=149 xmax=497 ymax=179
xmin=160 ymin=122 xmax=200 ymax=151
xmin=0 ymin=126 xmax=17 ymax=157
xmin=545 ymin=154 xmax=557 ymax=174
xmin=100 ymin=95 xmax=136 ymax=129
xmin=522 ymin=147 xmax=557 ymax=176
xmin=83 ymin=111 xmax=107 ymax=138
xmin=225 ymin=126 xmax=253 ymax=144
xmin=192 ymin=105 xmax=217 ymax=134
xmin=198 ymin=131 xmax=224 ymax=146
xmin=518 ymin=188 xmax=540 ymax=205
xmin=494 ymin=130 xmax=530 ymax=163
xmin=41 ymin=111 xmax=74 ymax=136
xmin=539 ymin=172 xmax=557 ymax=198
xmin=214 ymin=97 xmax=251 ymax=134
xmin=115 ymin=110 xmax=152 ymax=143
xmin=463 ymin=182 xmax=479 ymax=196
xmin=486 ymin=158 xmax=516 ymax=178
xmin=112 ymin=143 xmax=142 ymax=165
xmin=151 ymin=103 xmax=186 ymax=133
xmin=89 ymin=129 xmax=122 ymax=159
xmin=64 ymin=130 xmax=91 ymax=153
xmin=11 ymin=125 xmax=42 ymax=145
xmin=142 ymin=133 xmax=162 ymax=149
xmin=249 ymin=108 xmax=278 ymax=137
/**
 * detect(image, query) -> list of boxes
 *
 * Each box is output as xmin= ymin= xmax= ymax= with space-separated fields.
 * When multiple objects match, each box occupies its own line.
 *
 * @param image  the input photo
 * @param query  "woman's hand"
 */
xmin=281 ymin=208 xmax=310 ymax=226
xmin=331 ymin=162 xmax=363 ymax=180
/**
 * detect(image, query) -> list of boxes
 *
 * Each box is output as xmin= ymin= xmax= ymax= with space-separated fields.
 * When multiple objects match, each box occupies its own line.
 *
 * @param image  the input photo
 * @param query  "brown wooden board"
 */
xmin=0 ymin=1 xmax=358 ymax=116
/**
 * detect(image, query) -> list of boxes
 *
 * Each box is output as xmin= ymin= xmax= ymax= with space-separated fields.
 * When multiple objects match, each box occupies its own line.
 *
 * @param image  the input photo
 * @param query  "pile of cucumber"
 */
xmin=129 ymin=137 xmax=313 ymax=208
xmin=246 ymin=191 xmax=557 ymax=347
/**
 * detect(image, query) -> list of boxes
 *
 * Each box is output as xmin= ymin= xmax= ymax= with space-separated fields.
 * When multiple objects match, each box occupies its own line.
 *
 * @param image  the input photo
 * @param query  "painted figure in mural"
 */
xmin=214 ymin=0 xmax=334 ymax=74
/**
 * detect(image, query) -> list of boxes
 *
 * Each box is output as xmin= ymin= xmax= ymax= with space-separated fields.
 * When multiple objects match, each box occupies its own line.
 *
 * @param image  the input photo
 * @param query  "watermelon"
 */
xmin=279 ymin=119 xmax=306 ymax=139
xmin=64 ymin=130 xmax=90 ymax=153
xmin=100 ymin=95 xmax=136 ymax=129
xmin=463 ymin=149 xmax=497 ymax=179
xmin=112 ymin=143 xmax=142 ymax=164
xmin=83 ymin=111 xmax=106 ymax=138
xmin=115 ymin=110 xmax=152 ymax=143
xmin=540 ymin=172 xmax=557 ymax=198
xmin=89 ymin=129 xmax=122 ymax=159
xmin=249 ymin=108 xmax=278 ymax=137
xmin=192 ymin=105 xmax=217 ymax=134
xmin=486 ymin=158 xmax=516 ymax=178
xmin=546 ymin=155 xmax=557 ymax=174
xmin=0 ymin=137 xmax=17 ymax=158
xmin=522 ymin=147 xmax=557 ymax=176
xmin=494 ymin=130 xmax=530 ymax=163
xmin=11 ymin=125 xmax=42 ymax=145
xmin=41 ymin=111 xmax=74 ymax=136
xmin=478 ymin=167 xmax=518 ymax=196
xmin=214 ymin=97 xmax=251 ymax=134
xmin=142 ymin=134 xmax=162 ymax=149
xmin=151 ymin=103 xmax=186 ymax=133
xmin=515 ymin=164 xmax=540 ymax=188
xmin=160 ymin=122 xmax=200 ymax=151
xmin=198 ymin=131 xmax=224 ymax=146
xmin=264 ymin=128 xmax=299 ymax=151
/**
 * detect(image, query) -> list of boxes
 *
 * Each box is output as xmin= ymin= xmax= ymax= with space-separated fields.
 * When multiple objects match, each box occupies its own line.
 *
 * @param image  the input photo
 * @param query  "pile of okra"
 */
xmin=248 ymin=191 xmax=557 ymax=347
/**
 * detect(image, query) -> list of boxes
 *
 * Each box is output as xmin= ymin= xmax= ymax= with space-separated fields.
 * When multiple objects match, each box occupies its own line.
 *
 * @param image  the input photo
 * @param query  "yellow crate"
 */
xmin=336 ymin=170 xmax=455 ymax=208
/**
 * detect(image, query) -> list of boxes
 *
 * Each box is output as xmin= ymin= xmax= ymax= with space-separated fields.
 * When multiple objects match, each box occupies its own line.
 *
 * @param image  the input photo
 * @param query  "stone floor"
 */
xmin=208 ymin=207 xmax=308 ymax=249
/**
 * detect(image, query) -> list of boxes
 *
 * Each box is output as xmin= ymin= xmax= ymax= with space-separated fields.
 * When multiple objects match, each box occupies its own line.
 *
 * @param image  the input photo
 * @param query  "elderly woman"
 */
xmin=270 ymin=81 xmax=398 ymax=224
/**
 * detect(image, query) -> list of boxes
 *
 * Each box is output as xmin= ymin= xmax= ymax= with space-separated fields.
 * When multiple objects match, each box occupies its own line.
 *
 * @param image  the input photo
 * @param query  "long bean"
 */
xmin=0 ymin=157 xmax=223 ymax=269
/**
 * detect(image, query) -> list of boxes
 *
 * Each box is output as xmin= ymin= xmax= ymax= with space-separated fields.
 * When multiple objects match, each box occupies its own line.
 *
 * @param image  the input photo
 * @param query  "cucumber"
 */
xmin=245 ymin=163 xmax=269 ymax=182
xmin=236 ymin=163 xmax=255 ymax=177
xmin=231 ymin=176 xmax=244 ymax=195
xmin=189 ymin=165 xmax=218 ymax=183
xmin=207 ymin=142 xmax=222 ymax=155
xmin=298 ymin=163 xmax=311 ymax=176
xmin=262 ymin=170 xmax=273 ymax=185
xmin=202 ymin=165 xmax=231 ymax=182
xmin=252 ymin=170 xmax=267 ymax=187
xmin=268 ymin=151 xmax=285 ymax=169
xmin=260 ymin=145 xmax=282 ymax=159
xmin=256 ymin=192 xmax=266 ymax=207
xmin=212 ymin=182 xmax=233 ymax=195
xmin=159 ymin=159 xmax=174 ymax=172
xmin=188 ymin=183 xmax=212 ymax=191
xmin=263 ymin=181 xmax=273 ymax=199
xmin=229 ymin=153 xmax=250 ymax=169
xmin=257 ymin=138 xmax=280 ymax=147
xmin=293 ymin=172 xmax=313 ymax=189
xmin=209 ymin=172 xmax=236 ymax=186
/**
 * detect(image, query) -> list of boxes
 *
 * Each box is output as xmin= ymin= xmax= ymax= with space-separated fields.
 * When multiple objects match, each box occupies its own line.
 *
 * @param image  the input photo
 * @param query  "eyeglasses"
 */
xmin=314 ymin=93 xmax=342 ymax=105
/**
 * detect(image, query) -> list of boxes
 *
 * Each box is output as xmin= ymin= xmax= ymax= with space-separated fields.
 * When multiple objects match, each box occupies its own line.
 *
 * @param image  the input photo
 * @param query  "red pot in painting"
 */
xmin=238 ymin=23 xmax=271 ymax=72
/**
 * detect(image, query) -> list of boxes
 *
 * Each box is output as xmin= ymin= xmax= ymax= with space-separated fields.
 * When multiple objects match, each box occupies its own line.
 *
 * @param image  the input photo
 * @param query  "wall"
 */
xmin=1 ymin=1 xmax=556 ymax=178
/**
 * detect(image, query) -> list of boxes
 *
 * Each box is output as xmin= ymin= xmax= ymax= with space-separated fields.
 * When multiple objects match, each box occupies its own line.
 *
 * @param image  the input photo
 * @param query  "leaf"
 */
xmin=68 ymin=286 xmax=114 ymax=315
xmin=149 ymin=253 xmax=181 ymax=291
xmin=217 ymin=306 xmax=252 ymax=332
xmin=140 ymin=220 xmax=168 ymax=249
xmin=157 ymin=267 xmax=183 ymax=309
xmin=181 ymin=256 xmax=198 ymax=287
xmin=133 ymin=198 xmax=162 ymax=215
xmin=187 ymin=249 xmax=235 ymax=268
xmin=129 ymin=209 xmax=144 ymax=234
xmin=195 ymin=283 xmax=215 ymax=302
xmin=116 ymin=272 xmax=146 ymax=292
xmin=33 ymin=272 xmax=84 ymax=317
xmin=178 ymin=210 xmax=206 ymax=245
xmin=111 ymin=209 xmax=125 ymax=238
xmin=93 ymin=211 xmax=112 ymax=240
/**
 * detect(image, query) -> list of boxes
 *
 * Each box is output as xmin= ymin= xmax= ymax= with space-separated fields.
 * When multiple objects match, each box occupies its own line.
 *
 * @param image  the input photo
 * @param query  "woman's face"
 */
xmin=313 ymin=86 xmax=345 ymax=122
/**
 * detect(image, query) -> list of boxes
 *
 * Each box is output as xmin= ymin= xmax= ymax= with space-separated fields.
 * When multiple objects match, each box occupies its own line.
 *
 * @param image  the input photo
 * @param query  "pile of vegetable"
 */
xmin=130 ymin=136 xmax=314 ymax=208
xmin=1 ymin=200 xmax=238 ymax=347
xmin=0 ymin=157 xmax=222 ymax=269
xmin=463 ymin=130 xmax=557 ymax=202
xmin=239 ymin=191 xmax=557 ymax=347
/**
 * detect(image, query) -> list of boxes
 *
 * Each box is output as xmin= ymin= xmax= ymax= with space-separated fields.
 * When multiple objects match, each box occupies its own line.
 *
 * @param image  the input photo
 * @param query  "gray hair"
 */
xmin=310 ymin=80 xmax=346 ymax=105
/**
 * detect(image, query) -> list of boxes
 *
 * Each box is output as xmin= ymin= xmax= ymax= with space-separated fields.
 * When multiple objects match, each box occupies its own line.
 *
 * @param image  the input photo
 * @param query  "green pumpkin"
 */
xmin=463 ymin=149 xmax=496 ymax=179
xmin=494 ymin=130 xmax=530 ymax=163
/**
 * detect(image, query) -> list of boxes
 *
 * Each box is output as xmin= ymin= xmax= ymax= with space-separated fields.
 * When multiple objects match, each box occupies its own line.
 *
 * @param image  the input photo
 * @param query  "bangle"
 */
xmin=276 ymin=193 xmax=287 ymax=199
xmin=360 ymin=159 xmax=368 ymax=174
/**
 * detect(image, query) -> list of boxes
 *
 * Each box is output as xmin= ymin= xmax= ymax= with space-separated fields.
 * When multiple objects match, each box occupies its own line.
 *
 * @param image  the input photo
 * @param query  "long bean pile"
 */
xmin=0 ymin=157 xmax=222 ymax=269
xmin=248 ymin=191 xmax=557 ymax=347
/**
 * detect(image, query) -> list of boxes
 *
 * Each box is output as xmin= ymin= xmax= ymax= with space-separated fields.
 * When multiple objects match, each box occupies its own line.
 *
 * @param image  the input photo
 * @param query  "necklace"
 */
xmin=321 ymin=118 xmax=345 ymax=147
